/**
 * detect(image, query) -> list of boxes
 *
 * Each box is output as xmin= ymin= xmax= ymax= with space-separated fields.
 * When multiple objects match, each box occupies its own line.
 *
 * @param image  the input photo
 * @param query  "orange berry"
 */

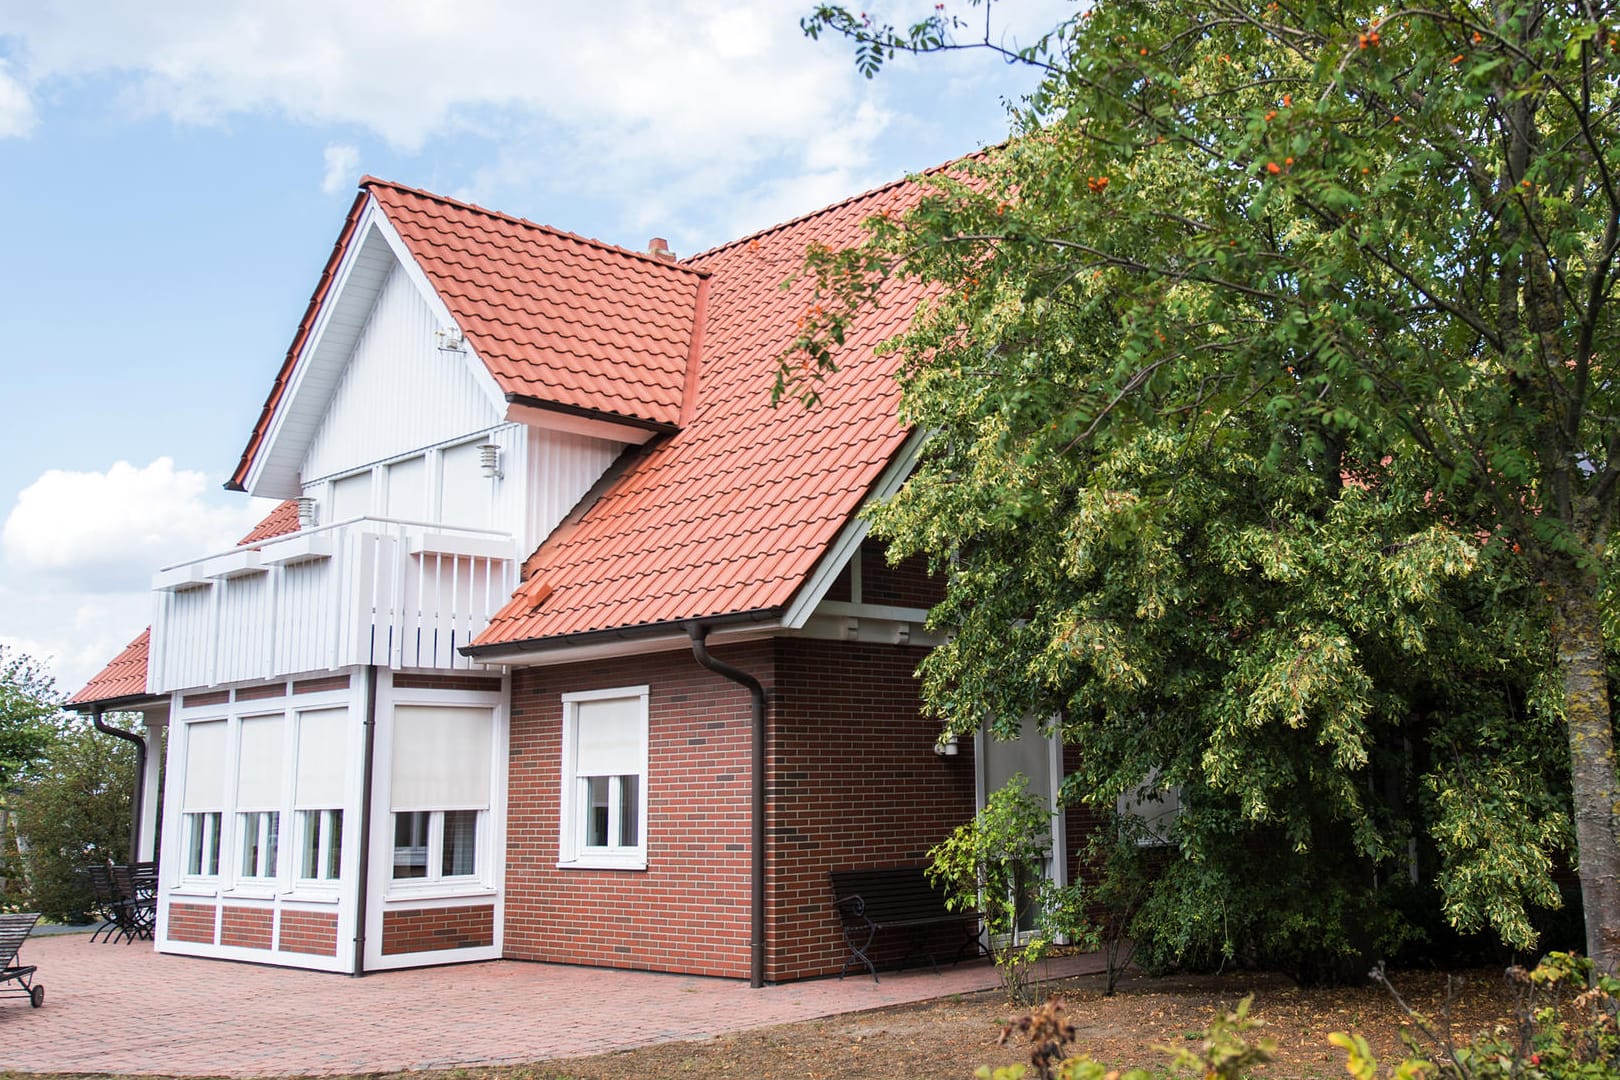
xmin=1266 ymin=162 xmax=1281 ymax=174
xmin=1265 ymin=110 xmax=1278 ymax=121
xmin=1283 ymin=94 xmax=1292 ymax=106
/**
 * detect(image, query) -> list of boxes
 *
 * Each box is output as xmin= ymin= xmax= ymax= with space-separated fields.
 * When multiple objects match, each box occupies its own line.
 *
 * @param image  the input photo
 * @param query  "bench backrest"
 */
xmin=830 ymin=867 xmax=957 ymax=920
xmin=0 ymin=912 xmax=40 ymax=969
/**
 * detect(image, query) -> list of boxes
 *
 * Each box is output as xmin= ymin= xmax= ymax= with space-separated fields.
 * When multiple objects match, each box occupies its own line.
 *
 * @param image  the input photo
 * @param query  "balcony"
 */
xmin=147 ymin=517 xmax=517 ymax=693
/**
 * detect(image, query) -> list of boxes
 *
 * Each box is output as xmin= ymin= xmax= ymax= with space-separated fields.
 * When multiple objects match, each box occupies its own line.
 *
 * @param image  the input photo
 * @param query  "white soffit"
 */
xmin=243 ymin=196 xmax=506 ymax=499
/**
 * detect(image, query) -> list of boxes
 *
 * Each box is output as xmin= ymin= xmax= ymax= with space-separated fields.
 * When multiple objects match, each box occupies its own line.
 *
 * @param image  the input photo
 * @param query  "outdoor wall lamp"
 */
xmin=478 ymin=443 xmax=503 ymax=480
xmin=934 ymin=733 xmax=960 ymax=757
xmin=295 ymin=497 xmax=319 ymax=528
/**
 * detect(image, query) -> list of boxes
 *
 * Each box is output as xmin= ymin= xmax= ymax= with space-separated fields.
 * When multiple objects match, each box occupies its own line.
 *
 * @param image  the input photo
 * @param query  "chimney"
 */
xmin=648 ymin=237 xmax=675 ymax=262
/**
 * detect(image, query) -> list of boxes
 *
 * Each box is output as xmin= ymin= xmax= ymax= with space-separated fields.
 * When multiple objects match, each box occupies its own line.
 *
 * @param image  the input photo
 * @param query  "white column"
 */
xmin=139 ymin=717 xmax=165 ymax=861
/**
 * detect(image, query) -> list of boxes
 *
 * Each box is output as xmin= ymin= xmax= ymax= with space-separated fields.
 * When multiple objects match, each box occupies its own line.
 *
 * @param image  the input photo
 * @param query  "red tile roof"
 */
xmin=471 ymin=174 xmax=929 ymax=649
xmin=67 ymin=629 xmax=152 ymax=706
xmin=237 ymin=499 xmax=301 ymax=545
xmin=366 ymin=180 xmax=707 ymax=431
xmin=69 ymin=501 xmax=304 ymax=705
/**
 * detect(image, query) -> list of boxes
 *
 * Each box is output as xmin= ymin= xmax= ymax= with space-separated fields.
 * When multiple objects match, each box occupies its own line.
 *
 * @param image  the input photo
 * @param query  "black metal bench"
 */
xmin=829 ymin=866 xmax=984 ymax=982
xmin=0 ymin=912 xmax=43 ymax=1008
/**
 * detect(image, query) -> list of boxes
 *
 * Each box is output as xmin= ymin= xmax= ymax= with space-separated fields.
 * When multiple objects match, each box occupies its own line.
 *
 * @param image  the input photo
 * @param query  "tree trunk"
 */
xmin=1553 ymin=569 xmax=1620 ymax=975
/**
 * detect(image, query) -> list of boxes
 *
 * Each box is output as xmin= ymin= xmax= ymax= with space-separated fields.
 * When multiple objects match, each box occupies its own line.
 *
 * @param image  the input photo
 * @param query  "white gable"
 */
xmin=241 ymin=198 xmax=507 ymax=500
xmin=302 ymin=264 xmax=504 ymax=483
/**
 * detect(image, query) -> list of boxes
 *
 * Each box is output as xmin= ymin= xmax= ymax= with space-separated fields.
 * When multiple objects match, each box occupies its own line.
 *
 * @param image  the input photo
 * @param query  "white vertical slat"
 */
xmin=302 ymin=265 xmax=502 ymax=485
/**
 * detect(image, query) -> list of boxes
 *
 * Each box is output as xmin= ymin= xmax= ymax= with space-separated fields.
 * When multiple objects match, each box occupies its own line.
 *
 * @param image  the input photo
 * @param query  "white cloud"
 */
xmin=0 ymin=590 xmax=154 ymax=699
xmin=0 ymin=60 xmax=36 ymax=138
xmin=322 ymin=142 xmax=360 ymax=194
xmin=1 ymin=459 xmax=271 ymax=591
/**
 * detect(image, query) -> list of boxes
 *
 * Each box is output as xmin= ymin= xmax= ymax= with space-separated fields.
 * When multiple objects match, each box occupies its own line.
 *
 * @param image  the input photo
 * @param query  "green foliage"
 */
xmin=979 ymin=993 xmax=1274 ymax=1080
xmin=0 ymin=645 xmax=60 ymax=790
xmin=929 ymin=775 xmax=1099 ymax=1002
xmin=1339 ymin=953 xmax=1620 ymax=1078
xmin=795 ymin=0 xmax=1620 ymax=971
xmin=9 ymin=721 xmax=134 ymax=920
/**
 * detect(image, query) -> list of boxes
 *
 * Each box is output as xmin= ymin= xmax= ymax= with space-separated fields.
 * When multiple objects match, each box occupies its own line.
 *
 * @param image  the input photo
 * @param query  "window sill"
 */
xmin=557 ymin=855 xmax=647 ymax=872
xmin=382 ymin=879 xmax=495 ymax=903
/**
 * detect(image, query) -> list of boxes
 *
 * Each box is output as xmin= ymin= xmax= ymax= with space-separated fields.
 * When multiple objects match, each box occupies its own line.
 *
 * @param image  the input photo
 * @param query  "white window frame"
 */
xmin=297 ymin=808 xmax=344 ymax=882
xmin=1118 ymin=769 xmax=1181 ymax=847
xmin=558 ymin=685 xmax=649 ymax=871
xmin=390 ymin=808 xmax=485 ymax=884
xmin=237 ymin=810 xmax=281 ymax=879
xmin=184 ymin=811 xmax=222 ymax=878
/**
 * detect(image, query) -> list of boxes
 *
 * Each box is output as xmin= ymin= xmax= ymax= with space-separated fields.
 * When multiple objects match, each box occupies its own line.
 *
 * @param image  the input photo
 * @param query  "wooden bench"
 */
xmin=829 ymin=866 xmax=984 ymax=982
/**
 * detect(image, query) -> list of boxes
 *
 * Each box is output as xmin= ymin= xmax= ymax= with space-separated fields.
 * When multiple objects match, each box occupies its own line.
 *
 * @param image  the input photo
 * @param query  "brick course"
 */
xmin=381 ymin=904 xmax=495 ymax=955
xmin=279 ymin=909 xmax=340 ymax=956
xmin=392 ymin=673 xmax=502 ymax=693
xmin=167 ymin=902 xmax=216 ymax=944
xmin=220 ymin=905 xmax=274 ymax=950
xmin=293 ymin=674 xmax=351 ymax=695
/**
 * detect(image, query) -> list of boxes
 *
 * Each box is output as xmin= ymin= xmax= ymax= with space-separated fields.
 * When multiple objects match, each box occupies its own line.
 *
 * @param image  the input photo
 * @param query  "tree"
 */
xmin=8 ymin=720 xmax=134 ymax=921
xmin=792 ymin=0 xmax=1620 ymax=973
xmin=0 ymin=645 xmax=59 ymax=789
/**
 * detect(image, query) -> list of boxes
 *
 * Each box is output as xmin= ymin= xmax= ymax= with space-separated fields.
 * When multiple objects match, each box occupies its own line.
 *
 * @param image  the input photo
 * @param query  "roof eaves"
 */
xmin=504 ymin=392 xmax=681 ymax=437
xmin=227 ymin=187 xmax=371 ymax=492
xmin=461 ymin=606 xmax=785 ymax=661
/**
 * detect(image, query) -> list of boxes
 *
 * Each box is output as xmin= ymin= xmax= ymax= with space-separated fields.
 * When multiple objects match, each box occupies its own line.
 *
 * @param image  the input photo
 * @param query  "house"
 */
xmin=68 ymin=172 xmax=1091 ymax=982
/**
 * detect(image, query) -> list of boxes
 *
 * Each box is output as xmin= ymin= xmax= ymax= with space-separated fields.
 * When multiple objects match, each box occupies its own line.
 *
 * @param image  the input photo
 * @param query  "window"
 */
xmin=239 ymin=811 xmax=280 ymax=878
xmin=390 ymin=809 xmax=479 ymax=881
xmin=185 ymin=812 xmax=221 ymax=876
xmin=1117 ymin=770 xmax=1181 ymax=846
xmin=299 ymin=809 xmax=343 ymax=880
xmin=388 ymin=705 xmax=493 ymax=885
xmin=294 ymin=708 xmax=349 ymax=884
xmin=560 ymin=687 xmax=648 ymax=870
xmin=235 ymin=715 xmax=286 ymax=881
xmin=181 ymin=720 xmax=227 ymax=878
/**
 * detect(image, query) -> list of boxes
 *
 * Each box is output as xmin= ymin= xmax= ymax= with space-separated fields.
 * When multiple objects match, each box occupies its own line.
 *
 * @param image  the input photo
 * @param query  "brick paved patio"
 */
xmin=0 ymin=931 xmax=1107 ymax=1076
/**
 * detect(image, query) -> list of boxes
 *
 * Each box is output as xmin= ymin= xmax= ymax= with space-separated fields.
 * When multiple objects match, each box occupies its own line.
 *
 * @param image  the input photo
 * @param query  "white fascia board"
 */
xmin=779 ymin=428 xmax=927 ymax=630
xmin=470 ymin=620 xmax=784 ymax=670
xmin=243 ymin=197 xmax=391 ymax=499
xmin=367 ymin=205 xmax=509 ymax=417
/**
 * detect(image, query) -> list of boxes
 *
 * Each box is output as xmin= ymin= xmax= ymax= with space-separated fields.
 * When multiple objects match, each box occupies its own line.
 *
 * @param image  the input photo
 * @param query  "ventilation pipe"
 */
xmin=91 ymin=707 xmax=147 ymax=859
xmin=687 ymin=623 xmax=766 ymax=988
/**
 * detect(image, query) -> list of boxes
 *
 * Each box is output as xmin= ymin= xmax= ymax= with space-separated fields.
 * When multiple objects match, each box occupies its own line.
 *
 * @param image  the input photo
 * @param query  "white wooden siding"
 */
xmin=302 ymin=265 xmax=503 ymax=483
xmin=523 ymin=428 xmax=621 ymax=555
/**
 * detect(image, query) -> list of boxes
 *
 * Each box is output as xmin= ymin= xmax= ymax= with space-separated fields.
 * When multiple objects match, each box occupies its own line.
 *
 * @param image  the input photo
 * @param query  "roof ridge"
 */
xmin=360 ymin=175 xmax=711 ymax=279
xmin=683 ymin=146 xmax=996 ymax=264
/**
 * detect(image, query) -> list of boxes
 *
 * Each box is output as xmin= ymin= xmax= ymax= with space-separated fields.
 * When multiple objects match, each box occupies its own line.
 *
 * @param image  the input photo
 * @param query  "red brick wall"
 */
xmin=392 ymin=673 xmax=503 ymax=693
xmin=294 ymin=674 xmax=351 ymax=695
xmin=767 ymin=638 xmax=976 ymax=980
xmin=859 ymin=539 xmax=945 ymax=609
xmin=503 ymin=647 xmax=760 ymax=978
xmin=168 ymin=902 xmax=216 ymax=944
xmin=279 ymin=909 xmax=340 ymax=956
xmin=220 ymin=905 xmax=273 ymax=949
xmin=501 ymin=637 xmax=977 ymax=983
xmin=381 ymin=904 xmax=495 ymax=955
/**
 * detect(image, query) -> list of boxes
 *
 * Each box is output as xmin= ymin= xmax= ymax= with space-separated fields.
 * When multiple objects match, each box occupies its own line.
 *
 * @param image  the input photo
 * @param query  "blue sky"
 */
xmin=0 ymin=1 xmax=1063 ymax=694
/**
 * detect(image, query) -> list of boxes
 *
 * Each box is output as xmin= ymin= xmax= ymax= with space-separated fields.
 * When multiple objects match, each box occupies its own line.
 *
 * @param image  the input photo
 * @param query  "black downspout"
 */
xmin=92 ymin=706 xmax=147 ymax=859
xmin=687 ymin=624 xmax=767 ymax=988
xmin=352 ymin=666 xmax=379 ymax=977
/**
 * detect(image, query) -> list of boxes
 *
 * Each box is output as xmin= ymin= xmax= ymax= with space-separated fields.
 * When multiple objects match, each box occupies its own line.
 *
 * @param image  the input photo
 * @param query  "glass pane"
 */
xmin=585 ymin=776 xmax=609 ymax=848
xmin=301 ymin=811 xmax=320 ymax=878
xmin=265 ymin=811 xmax=280 ymax=877
xmin=392 ymin=811 xmax=428 ymax=879
xmin=617 ymin=774 xmax=639 ymax=848
xmin=442 ymin=810 xmax=477 ymax=877
xmin=241 ymin=812 xmax=261 ymax=876
xmin=324 ymin=809 xmax=343 ymax=880
xmin=206 ymin=813 xmax=221 ymax=875
xmin=187 ymin=814 xmax=204 ymax=875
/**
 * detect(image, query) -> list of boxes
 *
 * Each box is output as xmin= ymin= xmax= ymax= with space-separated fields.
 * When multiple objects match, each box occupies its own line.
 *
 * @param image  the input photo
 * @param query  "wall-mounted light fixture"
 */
xmin=295 ymin=497 xmax=319 ymax=529
xmin=477 ymin=443 xmax=503 ymax=480
xmin=933 ymin=733 xmax=960 ymax=757
xmin=436 ymin=326 xmax=466 ymax=352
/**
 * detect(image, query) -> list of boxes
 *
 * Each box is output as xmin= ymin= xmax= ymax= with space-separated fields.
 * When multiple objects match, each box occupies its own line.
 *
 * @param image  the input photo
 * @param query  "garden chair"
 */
xmin=0 ymin=912 xmax=44 ymax=1007
xmin=110 ymin=863 xmax=155 ymax=941
xmin=85 ymin=862 xmax=128 ymax=943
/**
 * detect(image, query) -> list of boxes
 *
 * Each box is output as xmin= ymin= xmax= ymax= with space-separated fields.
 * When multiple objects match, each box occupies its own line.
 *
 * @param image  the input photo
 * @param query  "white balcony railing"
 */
xmin=147 ymin=517 xmax=517 ymax=693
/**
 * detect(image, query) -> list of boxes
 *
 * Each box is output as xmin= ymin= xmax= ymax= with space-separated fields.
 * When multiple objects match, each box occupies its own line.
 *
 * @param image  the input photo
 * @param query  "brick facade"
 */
xmin=279 ymin=909 xmax=340 ymax=956
xmin=168 ymin=902 xmax=216 ymax=944
xmin=392 ymin=673 xmax=503 ymax=693
xmin=220 ymin=905 xmax=274 ymax=950
xmin=501 ymin=636 xmax=975 ymax=982
xmin=381 ymin=904 xmax=495 ymax=955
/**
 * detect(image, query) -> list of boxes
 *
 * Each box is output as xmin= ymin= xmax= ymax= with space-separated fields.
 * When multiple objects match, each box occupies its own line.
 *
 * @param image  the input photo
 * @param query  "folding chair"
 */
xmin=0 ymin=912 xmax=43 ymax=1007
